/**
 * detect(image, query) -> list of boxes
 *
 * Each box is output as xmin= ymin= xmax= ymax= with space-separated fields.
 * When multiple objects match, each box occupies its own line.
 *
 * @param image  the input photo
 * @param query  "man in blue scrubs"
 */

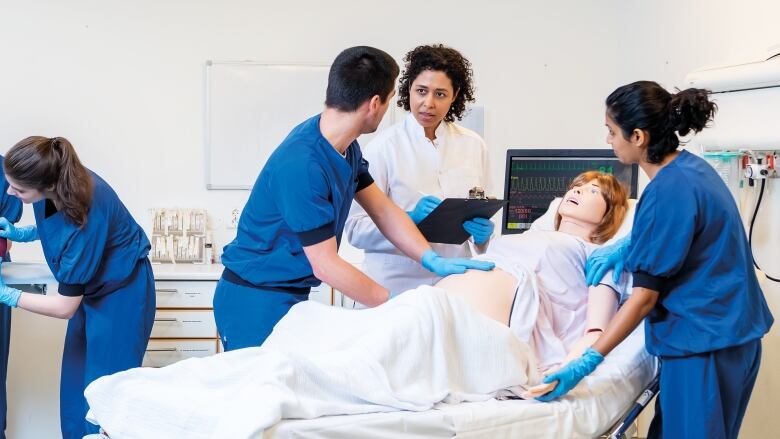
xmin=0 ymin=155 xmax=22 ymax=439
xmin=215 ymin=46 xmax=495 ymax=351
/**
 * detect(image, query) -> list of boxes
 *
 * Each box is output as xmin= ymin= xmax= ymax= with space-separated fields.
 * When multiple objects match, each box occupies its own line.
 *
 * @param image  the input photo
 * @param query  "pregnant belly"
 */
xmin=434 ymin=268 xmax=518 ymax=325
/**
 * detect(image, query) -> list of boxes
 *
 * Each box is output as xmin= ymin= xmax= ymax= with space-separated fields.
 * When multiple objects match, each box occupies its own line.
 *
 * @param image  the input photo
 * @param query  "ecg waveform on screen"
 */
xmin=511 ymin=161 xmax=591 ymax=172
xmin=509 ymin=176 xmax=568 ymax=193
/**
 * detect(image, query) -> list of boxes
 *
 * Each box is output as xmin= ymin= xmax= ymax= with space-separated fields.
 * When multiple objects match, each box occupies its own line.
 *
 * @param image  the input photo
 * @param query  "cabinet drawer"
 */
xmin=151 ymin=310 xmax=217 ymax=338
xmin=143 ymin=339 xmax=218 ymax=368
xmin=154 ymin=281 xmax=216 ymax=308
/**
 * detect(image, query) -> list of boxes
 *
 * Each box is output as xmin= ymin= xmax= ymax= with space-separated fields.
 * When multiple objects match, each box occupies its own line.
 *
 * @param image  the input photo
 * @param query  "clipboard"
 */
xmin=417 ymin=198 xmax=508 ymax=244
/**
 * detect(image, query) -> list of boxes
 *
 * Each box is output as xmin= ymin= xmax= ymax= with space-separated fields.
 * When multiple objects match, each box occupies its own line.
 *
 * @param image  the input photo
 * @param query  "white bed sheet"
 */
xmin=263 ymin=325 xmax=655 ymax=439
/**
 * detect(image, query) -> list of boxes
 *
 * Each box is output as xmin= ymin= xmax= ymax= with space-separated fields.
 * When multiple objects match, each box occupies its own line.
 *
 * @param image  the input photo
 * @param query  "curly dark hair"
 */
xmin=397 ymin=44 xmax=476 ymax=123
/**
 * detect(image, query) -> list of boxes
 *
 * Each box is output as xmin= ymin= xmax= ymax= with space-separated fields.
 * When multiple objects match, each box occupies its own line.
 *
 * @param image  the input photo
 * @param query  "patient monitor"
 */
xmin=502 ymin=149 xmax=639 ymax=234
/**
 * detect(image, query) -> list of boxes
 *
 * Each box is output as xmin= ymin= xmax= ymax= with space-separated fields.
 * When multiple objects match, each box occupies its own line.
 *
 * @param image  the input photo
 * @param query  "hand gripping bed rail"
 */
xmin=605 ymin=373 xmax=660 ymax=439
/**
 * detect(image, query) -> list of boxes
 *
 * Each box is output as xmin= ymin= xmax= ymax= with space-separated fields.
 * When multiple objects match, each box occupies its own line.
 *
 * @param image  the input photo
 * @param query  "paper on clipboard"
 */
xmin=416 ymin=198 xmax=508 ymax=244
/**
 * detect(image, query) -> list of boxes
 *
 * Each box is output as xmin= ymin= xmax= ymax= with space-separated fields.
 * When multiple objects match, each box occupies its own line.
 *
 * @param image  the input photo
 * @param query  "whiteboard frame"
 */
xmin=204 ymin=60 xmax=330 ymax=190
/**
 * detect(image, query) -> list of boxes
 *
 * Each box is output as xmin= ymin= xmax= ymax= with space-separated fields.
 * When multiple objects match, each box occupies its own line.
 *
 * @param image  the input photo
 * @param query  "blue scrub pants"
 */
xmin=60 ymin=259 xmax=155 ymax=439
xmin=0 ymin=305 xmax=9 ymax=439
xmin=648 ymin=338 xmax=762 ymax=439
xmin=213 ymin=278 xmax=307 ymax=351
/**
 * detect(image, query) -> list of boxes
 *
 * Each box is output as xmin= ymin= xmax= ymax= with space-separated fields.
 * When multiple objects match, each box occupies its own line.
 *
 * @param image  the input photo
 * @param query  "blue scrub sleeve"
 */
xmin=56 ymin=211 xmax=110 ymax=296
xmin=355 ymin=157 xmax=374 ymax=193
xmin=0 ymin=196 xmax=22 ymax=224
xmin=625 ymin=186 xmax=696 ymax=292
xmin=0 ymin=174 xmax=23 ymax=223
xmin=272 ymin=161 xmax=336 ymax=246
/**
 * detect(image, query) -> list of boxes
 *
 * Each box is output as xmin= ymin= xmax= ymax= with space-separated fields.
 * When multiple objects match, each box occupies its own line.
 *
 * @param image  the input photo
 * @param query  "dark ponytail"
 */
xmin=4 ymin=136 xmax=93 ymax=227
xmin=606 ymin=81 xmax=717 ymax=164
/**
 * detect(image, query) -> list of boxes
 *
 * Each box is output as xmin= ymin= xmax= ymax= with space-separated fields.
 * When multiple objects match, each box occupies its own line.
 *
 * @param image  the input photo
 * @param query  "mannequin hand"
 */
xmin=463 ymin=217 xmax=494 ymax=245
xmin=408 ymin=196 xmax=442 ymax=224
xmin=420 ymin=249 xmax=495 ymax=277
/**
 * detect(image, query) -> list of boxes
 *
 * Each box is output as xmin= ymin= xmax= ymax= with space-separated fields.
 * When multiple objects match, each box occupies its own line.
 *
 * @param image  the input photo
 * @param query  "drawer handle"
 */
xmin=155 ymin=288 xmax=179 ymax=294
xmin=146 ymin=347 xmax=178 ymax=352
xmin=154 ymin=317 xmax=179 ymax=322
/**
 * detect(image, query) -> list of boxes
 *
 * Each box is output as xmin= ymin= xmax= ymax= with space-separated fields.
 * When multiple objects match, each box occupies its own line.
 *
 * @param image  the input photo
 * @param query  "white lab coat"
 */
xmin=345 ymin=113 xmax=494 ymax=298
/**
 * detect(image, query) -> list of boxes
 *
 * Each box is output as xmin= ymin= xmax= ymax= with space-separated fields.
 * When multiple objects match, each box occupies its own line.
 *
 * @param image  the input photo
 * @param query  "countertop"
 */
xmin=151 ymin=262 xmax=224 ymax=281
xmin=1 ymin=261 xmax=224 ymax=284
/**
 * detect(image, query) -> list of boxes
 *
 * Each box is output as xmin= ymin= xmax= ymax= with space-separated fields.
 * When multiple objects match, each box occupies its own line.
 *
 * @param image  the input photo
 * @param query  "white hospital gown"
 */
xmin=476 ymin=230 xmax=627 ymax=370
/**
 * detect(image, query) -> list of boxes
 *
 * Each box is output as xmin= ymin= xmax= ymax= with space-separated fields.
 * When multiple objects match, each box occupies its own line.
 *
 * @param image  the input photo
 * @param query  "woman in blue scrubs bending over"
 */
xmin=533 ymin=81 xmax=773 ymax=439
xmin=0 ymin=137 xmax=155 ymax=439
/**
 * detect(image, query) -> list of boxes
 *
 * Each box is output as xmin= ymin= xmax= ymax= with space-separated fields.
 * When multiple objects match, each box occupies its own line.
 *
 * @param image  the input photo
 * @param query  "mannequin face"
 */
xmin=557 ymin=179 xmax=607 ymax=227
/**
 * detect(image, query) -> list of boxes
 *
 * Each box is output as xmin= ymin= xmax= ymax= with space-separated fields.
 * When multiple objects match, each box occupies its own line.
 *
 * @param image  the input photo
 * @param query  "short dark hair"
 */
xmin=325 ymin=46 xmax=399 ymax=112
xmin=606 ymin=81 xmax=717 ymax=164
xmin=397 ymin=44 xmax=476 ymax=123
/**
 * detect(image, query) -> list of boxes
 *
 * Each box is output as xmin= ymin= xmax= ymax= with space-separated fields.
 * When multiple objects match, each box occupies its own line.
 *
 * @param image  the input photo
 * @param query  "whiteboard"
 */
xmin=205 ymin=61 xmax=330 ymax=189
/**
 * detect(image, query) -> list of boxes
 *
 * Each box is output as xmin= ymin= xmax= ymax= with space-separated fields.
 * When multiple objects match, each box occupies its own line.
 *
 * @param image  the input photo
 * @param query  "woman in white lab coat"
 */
xmin=345 ymin=44 xmax=494 ymax=297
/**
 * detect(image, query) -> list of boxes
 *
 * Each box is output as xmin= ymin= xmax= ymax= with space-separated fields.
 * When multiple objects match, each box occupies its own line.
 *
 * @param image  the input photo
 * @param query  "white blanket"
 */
xmin=84 ymin=286 xmax=541 ymax=439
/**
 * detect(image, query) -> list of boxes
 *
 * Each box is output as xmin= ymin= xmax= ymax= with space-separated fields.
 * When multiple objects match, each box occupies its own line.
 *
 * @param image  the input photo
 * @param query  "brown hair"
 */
xmin=555 ymin=171 xmax=628 ymax=244
xmin=4 ymin=136 xmax=93 ymax=227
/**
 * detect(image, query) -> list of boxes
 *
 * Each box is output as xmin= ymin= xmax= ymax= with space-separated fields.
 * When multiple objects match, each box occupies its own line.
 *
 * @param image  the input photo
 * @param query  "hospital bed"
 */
xmin=84 ymin=327 xmax=656 ymax=439
xmin=85 ymin=197 xmax=658 ymax=439
xmin=258 ymin=325 xmax=657 ymax=439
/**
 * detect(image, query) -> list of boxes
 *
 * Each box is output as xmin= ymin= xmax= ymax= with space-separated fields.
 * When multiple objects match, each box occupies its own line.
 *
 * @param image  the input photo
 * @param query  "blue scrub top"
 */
xmin=34 ymin=172 xmax=150 ymax=298
xmin=0 ymin=156 xmax=23 ymax=228
xmin=221 ymin=114 xmax=374 ymax=290
xmin=626 ymin=150 xmax=773 ymax=357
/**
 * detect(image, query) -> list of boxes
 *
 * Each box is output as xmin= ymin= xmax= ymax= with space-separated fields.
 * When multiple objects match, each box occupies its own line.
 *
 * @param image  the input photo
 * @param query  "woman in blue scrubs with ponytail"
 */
xmin=0 ymin=155 xmax=22 ymax=439
xmin=534 ymin=81 xmax=773 ymax=439
xmin=0 ymin=136 xmax=155 ymax=439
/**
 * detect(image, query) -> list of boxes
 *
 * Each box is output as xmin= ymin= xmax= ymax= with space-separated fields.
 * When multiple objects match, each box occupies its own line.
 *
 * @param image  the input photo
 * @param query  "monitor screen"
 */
xmin=502 ymin=149 xmax=638 ymax=234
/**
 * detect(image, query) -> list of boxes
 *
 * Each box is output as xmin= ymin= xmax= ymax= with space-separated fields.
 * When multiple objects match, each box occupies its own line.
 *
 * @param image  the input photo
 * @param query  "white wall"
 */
xmin=0 ymin=0 xmax=621 ymax=263
xmin=617 ymin=1 xmax=780 ymax=437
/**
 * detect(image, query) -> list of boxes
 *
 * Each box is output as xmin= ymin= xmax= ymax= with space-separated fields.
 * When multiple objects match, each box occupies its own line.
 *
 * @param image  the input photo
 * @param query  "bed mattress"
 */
xmin=263 ymin=325 xmax=655 ymax=439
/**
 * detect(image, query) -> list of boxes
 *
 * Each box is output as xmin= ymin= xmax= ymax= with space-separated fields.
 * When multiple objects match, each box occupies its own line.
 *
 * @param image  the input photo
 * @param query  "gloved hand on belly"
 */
xmin=420 ymin=249 xmax=495 ymax=276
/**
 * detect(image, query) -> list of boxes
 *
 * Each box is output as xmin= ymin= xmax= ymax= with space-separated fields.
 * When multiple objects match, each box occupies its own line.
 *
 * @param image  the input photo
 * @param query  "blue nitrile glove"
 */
xmin=0 ymin=218 xmax=39 ymax=243
xmin=463 ymin=217 xmax=494 ymax=245
xmin=0 ymin=268 xmax=22 ymax=308
xmin=420 ymin=249 xmax=495 ymax=277
xmin=584 ymin=235 xmax=630 ymax=286
xmin=536 ymin=347 xmax=604 ymax=401
xmin=408 ymin=195 xmax=442 ymax=224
